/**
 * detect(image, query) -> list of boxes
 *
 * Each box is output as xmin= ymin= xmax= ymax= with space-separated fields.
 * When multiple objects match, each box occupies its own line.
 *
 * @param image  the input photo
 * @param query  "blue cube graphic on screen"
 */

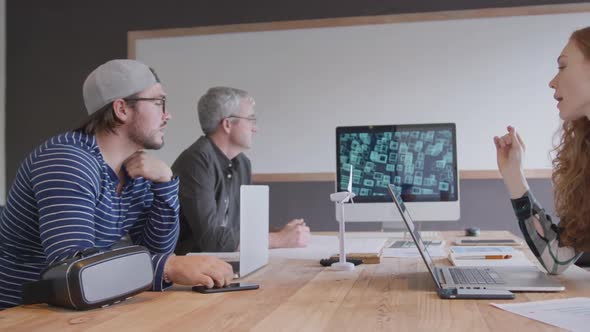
xmin=336 ymin=123 xmax=457 ymax=203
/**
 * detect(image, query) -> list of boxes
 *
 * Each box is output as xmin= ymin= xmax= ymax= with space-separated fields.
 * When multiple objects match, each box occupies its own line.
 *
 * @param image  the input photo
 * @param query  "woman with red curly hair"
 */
xmin=494 ymin=26 xmax=590 ymax=274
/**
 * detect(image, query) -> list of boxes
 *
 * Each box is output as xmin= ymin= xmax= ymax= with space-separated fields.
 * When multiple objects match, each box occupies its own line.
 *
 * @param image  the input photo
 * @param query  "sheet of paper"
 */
xmin=381 ymin=239 xmax=446 ymax=258
xmin=388 ymin=240 xmax=444 ymax=248
xmin=383 ymin=231 xmax=440 ymax=239
xmin=449 ymin=250 xmax=534 ymax=267
xmin=491 ymin=297 xmax=590 ymax=332
xmin=270 ymin=235 xmax=387 ymax=260
xmin=381 ymin=246 xmax=447 ymax=258
xmin=381 ymin=249 xmax=447 ymax=258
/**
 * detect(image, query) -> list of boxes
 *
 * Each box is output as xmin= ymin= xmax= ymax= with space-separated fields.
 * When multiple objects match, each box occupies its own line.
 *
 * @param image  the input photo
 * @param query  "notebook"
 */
xmin=448 ymin=247 xmax=534 ymax=268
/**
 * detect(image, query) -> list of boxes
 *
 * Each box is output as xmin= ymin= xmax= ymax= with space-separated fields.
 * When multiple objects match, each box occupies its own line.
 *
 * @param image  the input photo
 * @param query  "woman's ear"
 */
xmin=112 ymin=99 xmax=131 ymax=123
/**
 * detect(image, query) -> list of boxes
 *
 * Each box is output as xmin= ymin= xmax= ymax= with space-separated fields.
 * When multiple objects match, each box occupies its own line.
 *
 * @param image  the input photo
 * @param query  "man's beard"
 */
xmin=129 ymin=126 xmax=164 ymax=150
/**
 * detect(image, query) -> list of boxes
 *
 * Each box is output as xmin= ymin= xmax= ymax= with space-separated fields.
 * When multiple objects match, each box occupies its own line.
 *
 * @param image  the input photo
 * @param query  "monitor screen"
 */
xmin=336 ymin=123 xmax=458 ymax=203
xmin=335 ymin=123 xmax=459 ymax=223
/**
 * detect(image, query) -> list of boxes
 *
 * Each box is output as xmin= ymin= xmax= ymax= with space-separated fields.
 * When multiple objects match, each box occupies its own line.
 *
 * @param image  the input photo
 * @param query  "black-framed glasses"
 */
xmin=124 ymin=97 xmax=167 ymax=114
xmin=227 ymin=115 xmax=257 ymax=125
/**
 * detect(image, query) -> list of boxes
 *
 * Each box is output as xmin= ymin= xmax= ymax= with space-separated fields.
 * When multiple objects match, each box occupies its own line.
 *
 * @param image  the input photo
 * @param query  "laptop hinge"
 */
xmin=436 ymin=267 xmax=447 ymax=284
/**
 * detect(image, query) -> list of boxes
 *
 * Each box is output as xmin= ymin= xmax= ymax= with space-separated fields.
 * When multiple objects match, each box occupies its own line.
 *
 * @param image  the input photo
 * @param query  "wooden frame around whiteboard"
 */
xmin=128 ymin=3 xmax=590 ymax=58
xmin=128 ymin=3 xmax=587 ymax=182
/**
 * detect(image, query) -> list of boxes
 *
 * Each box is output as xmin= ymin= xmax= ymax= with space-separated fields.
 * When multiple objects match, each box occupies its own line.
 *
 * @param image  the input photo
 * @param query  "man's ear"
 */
xmin=221 ymin=117 xmax=232 ymax=134
xmin=112 ymin=99 xmax=131 ymax=123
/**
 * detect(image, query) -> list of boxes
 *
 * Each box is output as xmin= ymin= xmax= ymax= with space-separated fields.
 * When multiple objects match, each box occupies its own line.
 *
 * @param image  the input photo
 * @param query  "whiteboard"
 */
xmin=134 ymin=13 xmax=590 ymax=174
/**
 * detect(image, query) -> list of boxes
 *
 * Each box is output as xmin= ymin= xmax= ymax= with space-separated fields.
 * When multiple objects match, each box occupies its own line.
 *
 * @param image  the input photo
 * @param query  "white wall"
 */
xmin=135 ymin=12 xmax=590 ymax=174
xmin=0 ymin=0 xmax=5 ymax=205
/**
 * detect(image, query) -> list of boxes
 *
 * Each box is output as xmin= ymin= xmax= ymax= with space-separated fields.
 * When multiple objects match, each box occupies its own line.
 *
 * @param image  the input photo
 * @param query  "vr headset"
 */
xmin=22 ymin=245 xmax=154 ymax=310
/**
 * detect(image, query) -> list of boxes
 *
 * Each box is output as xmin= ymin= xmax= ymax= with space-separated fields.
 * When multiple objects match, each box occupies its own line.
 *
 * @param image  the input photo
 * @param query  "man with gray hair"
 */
xmin=172 ymin=87 xmax=310 ymax=254
xmin=0 ymin=60 xmax=233 ymax=309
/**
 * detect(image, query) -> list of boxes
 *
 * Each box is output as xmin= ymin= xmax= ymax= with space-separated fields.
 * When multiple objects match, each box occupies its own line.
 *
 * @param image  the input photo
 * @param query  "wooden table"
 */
xmin=1 ymin=231 xmax=589 ymax=331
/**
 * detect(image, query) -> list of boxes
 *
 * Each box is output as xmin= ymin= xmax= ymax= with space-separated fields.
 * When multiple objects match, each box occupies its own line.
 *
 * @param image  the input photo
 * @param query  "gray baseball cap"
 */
xmin=83 ymin=59 xmax=159 ymax=115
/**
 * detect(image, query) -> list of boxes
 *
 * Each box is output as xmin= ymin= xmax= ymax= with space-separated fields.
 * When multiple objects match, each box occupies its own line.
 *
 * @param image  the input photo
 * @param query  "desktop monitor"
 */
xmin=335 ymin=123 xmax=459 ymax=223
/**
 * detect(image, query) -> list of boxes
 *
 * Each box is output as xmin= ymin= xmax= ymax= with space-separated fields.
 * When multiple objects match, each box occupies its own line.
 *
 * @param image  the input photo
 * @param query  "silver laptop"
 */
xmin=189 ymin=185 xmax=269 ymax=278
xmin=386 ymin=184 xmax=564 ymax=295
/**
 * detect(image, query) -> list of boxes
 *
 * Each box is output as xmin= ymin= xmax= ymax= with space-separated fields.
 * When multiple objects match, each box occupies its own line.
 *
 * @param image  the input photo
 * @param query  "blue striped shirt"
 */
xmin=0 ymin=131 xmax=180 ymax=309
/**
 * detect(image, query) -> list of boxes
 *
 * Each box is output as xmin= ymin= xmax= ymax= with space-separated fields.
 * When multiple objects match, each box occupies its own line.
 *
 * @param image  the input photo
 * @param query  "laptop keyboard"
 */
xmin=449 ymin=268 xmax=505 ymax=285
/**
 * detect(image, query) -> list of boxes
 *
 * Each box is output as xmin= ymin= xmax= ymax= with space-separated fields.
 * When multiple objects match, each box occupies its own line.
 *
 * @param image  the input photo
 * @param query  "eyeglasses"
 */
xmin=124 ymin=97 xmax=167 ymax=114
xmin=227 ymin=115 xmax=257 ymax=125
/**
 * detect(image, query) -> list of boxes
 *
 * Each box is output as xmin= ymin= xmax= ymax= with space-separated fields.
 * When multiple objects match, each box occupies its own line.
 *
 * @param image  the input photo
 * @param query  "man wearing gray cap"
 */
xmin=0 ymin=59 xmax=233 ymax=309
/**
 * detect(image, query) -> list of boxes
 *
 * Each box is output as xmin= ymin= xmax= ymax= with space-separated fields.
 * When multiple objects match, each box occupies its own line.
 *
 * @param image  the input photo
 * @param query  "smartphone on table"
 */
xmin=192 ymin=282 xmax=259 ymax=294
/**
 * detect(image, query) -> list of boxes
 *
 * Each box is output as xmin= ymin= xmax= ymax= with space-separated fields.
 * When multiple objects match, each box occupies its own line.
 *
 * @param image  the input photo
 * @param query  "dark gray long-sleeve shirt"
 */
xmin=172 ymin=136 xmax=251 ymax=254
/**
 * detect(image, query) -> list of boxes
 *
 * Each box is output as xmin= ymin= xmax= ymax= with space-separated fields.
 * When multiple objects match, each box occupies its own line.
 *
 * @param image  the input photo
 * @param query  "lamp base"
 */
xmin=331 ymin=262 xmax=355 ymax=271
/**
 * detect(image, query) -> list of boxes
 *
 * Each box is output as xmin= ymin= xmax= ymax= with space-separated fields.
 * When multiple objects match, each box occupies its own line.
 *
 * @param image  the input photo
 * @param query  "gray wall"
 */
xmin=5 ymin=0 xmax=571 ymax=233
xmin=262 ymin=179 xmax=554 ymax=237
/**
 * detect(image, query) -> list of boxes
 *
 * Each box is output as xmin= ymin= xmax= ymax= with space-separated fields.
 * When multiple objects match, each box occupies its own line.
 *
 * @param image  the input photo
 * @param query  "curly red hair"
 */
xmin=553 ymin=27 xmax=590 ymax=251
